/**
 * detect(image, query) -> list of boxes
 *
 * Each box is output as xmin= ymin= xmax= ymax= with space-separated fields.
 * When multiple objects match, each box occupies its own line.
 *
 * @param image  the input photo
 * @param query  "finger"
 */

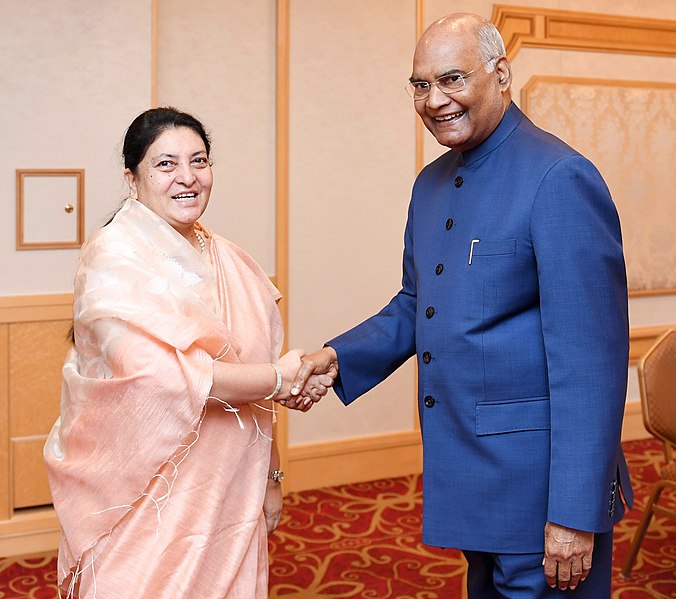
xmin=558 ymin=561 xmax=571 ymax=591
xmin=580 ymin=553 xmax=592 ymax=581
xmin=569 ymin=559 xmax=583 ymax=590
xmin=290 ymin=360 xmax=315 ymax=396
xmin=311 ymin=384 xmax=328 ymax=396
xmin=317 ymin=374 xmax=334 ymax=387
xmin=543 ymin=557 xmax=557 ymax=589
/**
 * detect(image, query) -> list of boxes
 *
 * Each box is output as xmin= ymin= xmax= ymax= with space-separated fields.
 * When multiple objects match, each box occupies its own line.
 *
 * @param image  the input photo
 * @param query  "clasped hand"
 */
xmin=272 ymin=347 xmax=338 ymax=412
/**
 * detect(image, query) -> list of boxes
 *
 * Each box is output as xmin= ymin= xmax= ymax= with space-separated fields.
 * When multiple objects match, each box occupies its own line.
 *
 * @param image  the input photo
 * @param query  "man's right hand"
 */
xmin=282 ymin=347 xmax=339 ymax=409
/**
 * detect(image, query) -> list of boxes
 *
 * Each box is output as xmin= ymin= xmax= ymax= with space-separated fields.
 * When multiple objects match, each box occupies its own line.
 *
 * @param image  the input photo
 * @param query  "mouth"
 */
xmin=172 ymin=192 xmax=199 ymax=203
xmin=433 ymin=110 xmax=465 ymax=124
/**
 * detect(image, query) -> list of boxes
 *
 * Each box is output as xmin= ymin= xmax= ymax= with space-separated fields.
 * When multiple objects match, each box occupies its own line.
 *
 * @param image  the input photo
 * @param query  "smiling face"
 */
xmin=411 ymin=16 xmax=511 ymax=152
xmin=125 ymin=126 xmax=213 ymax=239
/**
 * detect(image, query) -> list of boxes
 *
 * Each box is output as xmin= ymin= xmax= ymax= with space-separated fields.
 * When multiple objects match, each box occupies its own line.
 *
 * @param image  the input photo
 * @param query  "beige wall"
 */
xmin=0 ymin=1 xmax=152 ymax=295
xmin=287 ymin=0 xmax=418 ymax=444
xmin=0 ymin=1 xmax=674 ymax=475
xmin=155 ymin=1 xmax=277 ymax=273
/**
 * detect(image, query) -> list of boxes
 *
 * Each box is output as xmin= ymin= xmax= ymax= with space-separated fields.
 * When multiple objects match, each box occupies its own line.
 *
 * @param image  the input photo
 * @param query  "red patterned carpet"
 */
xmin=1 ymin=438 xmax=674 ymax=598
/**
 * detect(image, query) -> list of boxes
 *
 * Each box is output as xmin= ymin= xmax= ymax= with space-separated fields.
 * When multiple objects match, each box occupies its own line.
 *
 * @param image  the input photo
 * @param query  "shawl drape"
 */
xmin=44 ymin=198 xmax=282 ymax=598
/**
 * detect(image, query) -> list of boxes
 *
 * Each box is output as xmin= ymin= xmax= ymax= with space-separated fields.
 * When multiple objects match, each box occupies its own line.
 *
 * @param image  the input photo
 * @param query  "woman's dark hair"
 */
xmin=122 ymin=106 xmax=211 ymax=173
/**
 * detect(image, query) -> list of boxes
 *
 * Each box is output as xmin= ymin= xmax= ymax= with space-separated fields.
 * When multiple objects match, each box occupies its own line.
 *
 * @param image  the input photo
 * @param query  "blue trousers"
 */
xmin=462 ymin=531 xmax=613 ymax=599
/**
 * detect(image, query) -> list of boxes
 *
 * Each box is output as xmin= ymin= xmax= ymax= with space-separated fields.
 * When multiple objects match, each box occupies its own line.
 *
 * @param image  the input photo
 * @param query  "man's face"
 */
xmin=411 ymin=27 xmax=509 ymax=152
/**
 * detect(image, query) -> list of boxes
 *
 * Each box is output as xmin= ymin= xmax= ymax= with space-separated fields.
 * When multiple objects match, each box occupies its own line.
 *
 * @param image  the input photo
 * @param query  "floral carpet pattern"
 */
xmin=1 ymin=438 xmax=674 ymax=598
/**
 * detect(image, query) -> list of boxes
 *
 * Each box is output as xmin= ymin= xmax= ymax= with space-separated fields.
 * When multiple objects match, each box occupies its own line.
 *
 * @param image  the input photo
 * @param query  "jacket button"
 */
xmin=445 ymin=218 xmax=454 ymax=230
xmin=426 ymin=306 xmax=435 ymax=318
xmin=424 ymin=395 xmax=435 ymax=408
xmin=455 ymin=176 xmax=463 ymax=187
xmin=435 ymin=263 xmax=444 ymax=275
xmin=422 ymin=351 xmax=431 ymax=364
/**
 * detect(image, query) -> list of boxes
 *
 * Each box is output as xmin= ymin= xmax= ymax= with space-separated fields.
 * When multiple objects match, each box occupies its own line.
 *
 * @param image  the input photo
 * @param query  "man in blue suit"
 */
xmin=288 ymin=13 xmax=632 ymax=598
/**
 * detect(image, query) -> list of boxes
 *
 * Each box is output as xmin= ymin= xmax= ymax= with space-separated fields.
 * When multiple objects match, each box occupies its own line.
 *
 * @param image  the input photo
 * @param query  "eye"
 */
xmin=439 ymin=74 xmax=463 ymax=86
xmin=155 ymin=160 xmax=176 ymax=170
xmin=412 ymin=81 xmax=430 ymax=91
xmin=192 ymin=156 xmax=209 ymax=168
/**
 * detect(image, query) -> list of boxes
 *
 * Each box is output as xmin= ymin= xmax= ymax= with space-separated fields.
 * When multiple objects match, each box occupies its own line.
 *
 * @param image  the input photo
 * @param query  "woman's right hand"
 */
xmin=274 ymin=349 xmax=305 ymax=402
xmin=275 ymin=349 xmax=334 ymax=409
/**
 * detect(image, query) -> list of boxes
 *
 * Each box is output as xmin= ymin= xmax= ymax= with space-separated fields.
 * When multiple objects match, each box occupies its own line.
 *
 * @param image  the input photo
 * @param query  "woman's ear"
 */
xmin=124 ymin=169 xmax=137 ymax=200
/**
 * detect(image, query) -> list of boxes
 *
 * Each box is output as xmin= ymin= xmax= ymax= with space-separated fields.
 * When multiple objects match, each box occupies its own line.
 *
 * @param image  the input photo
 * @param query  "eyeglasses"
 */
xmin=406 ymin=62 xmax=491 ymax=100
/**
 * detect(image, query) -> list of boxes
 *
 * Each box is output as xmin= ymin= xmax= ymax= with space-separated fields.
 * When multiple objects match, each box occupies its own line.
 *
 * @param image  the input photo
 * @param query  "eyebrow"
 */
xmin=409 ymin=67 xmax=464 ymax=83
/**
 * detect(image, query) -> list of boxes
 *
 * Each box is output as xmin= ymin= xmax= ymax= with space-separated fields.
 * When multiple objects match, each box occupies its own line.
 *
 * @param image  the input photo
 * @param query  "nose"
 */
xmin=176 ymin=162 xmax=197 ymax=185
xmin=426 ymin=83 xmax=451 ymax=109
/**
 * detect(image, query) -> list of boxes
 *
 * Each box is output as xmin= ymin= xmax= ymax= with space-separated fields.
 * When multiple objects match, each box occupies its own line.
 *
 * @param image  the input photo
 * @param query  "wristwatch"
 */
xmin=268 ymin=470 xmax=284 ymax=483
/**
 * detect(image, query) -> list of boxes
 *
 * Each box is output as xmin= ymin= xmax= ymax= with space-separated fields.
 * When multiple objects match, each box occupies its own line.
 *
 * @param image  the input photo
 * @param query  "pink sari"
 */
xmin=44 ymin=199 xmax=282 ymax=598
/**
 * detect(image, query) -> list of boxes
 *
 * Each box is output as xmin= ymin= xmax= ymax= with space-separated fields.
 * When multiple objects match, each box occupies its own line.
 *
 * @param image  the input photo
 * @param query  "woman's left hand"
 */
xmin=263 ymin=479 xmax=283 ymax=534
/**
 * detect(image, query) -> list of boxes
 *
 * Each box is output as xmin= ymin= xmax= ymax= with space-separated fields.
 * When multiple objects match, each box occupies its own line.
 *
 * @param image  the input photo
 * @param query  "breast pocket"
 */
xmin=470 ymin=239 xmax=516 ymax=261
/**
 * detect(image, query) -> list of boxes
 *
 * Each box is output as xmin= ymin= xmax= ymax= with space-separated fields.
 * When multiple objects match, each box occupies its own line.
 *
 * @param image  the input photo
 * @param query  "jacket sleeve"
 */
xmin=328 ymin=199 xmax=417 ymax=405
xmin=531 ymin=154 xmax=631 ymax=532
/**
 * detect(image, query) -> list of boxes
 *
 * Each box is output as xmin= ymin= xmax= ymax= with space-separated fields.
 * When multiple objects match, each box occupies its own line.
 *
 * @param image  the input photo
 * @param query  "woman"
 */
xmin=44 ymin=107 xmax=330 ymax=598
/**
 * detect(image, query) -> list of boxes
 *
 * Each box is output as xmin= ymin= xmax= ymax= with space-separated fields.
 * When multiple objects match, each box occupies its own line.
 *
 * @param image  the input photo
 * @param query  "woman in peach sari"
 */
xmin=44 ymin=107 xmax=330 ymax=598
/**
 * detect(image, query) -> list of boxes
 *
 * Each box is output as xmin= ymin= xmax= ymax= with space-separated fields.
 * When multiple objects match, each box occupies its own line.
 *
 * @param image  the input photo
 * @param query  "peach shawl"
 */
xmin=44 ymin=199 xmax=282 ymax=598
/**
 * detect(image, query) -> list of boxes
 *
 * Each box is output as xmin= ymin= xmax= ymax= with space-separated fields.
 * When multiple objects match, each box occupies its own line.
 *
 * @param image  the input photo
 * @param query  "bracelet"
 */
xmin=263 ymin=363 xmax=282 ymax=400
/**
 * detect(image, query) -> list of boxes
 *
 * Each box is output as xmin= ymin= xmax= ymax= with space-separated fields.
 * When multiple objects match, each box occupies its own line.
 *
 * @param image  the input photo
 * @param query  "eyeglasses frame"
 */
xmin=406 ymin=57 xmax=502 ymax=101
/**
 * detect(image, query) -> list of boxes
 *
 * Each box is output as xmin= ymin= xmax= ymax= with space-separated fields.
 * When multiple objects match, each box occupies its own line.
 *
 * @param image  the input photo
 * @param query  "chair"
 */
xmin=621 ymin=329 xmax=676 ymax=578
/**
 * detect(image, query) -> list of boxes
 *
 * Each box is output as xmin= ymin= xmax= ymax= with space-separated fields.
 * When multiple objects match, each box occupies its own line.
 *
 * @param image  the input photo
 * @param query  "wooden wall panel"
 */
xmin=492 ymin=5 xmax=676 ymax=60
xmin=12 ymin=438 xmax=52 ymax=509
xmin=0 ymin=325 xmax=9 ymax=520
xmin=9 ymin=321 xmax=70 ymax=437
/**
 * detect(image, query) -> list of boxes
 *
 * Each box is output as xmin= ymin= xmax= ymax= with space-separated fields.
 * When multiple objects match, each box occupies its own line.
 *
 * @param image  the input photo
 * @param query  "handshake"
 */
xmin=271 ymin=347 xmax=339 ymax=412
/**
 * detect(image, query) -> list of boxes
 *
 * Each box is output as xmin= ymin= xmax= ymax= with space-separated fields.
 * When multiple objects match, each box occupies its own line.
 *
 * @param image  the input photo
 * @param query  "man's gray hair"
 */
xmin=477 ymin=21 xmax=506 ymax=71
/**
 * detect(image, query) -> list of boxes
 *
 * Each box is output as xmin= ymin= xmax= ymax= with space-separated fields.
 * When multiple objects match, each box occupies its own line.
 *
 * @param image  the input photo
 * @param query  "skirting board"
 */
xmin=286 ymin=430 xmax=423 ymax=493
xmin=622 ymin=400 xmax=648 ymax=441
xmin=0 ymin=507 xmax=60 ymax=557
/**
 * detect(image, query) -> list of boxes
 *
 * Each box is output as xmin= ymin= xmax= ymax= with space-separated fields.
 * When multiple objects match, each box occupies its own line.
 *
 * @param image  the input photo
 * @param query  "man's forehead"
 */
xmin=412 ymin=37 xmax=478 ymax=77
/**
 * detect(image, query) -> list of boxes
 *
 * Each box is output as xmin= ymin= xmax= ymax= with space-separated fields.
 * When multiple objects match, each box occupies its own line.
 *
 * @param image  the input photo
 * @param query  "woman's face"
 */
xmin=126 ymin=126 xmax=213 ymax=238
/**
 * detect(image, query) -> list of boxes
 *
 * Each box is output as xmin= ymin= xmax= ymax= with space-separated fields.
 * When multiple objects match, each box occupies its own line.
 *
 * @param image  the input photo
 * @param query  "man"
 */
xmin=288 ymin=13 xmax=632 ymax=598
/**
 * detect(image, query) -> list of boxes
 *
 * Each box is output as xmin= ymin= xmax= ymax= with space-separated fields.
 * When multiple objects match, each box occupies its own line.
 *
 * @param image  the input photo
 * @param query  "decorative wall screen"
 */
xmin=522 ymin=78 xmax=676 ymax=294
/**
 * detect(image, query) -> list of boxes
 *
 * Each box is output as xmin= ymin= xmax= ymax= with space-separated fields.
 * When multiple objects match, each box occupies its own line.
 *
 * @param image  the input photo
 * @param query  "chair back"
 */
xmin=638 ymin=329 xmax=676 ymax=449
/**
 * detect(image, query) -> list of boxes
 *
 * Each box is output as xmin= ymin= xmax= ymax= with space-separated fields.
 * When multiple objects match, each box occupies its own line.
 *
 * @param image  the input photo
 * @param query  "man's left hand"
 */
xmin=543 ymin=521 xmax=594 ymax=591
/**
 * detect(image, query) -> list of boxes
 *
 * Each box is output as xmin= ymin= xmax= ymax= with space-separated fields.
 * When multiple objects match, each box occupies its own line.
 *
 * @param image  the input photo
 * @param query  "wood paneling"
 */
xmin=12 ymin=437 xmax=52 ymax=509
xmin=0 ymin=294 xmax=72 ymax=552
xmin=287 ymin=430 xmax=423 ymax=493
xmin=622 ymin=401 xmax=649 ymax=441
xmin=275 ymin=0 xmax=290 ymax=479
xmin=492 ymin=5 xmax=676 ymax=61
xmin=9 ymin=321 xmax=69 ymax=437
xmin=0 ymin=507 xmax=60 ymax=557
xmin=0 ymin=325 xmax=9 ymax=520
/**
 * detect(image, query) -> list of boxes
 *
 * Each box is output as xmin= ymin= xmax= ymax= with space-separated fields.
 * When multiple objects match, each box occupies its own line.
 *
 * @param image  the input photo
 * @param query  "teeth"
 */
xmin=173 ymin=193 xmax=197 ymax=199
xmin=435 ymin=111 xmax=464 ymax=122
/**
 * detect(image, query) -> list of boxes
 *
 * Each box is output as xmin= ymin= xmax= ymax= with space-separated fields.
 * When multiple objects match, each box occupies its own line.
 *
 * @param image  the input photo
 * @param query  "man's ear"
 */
xmin=495 ymin=56 xmax=512 ymax=92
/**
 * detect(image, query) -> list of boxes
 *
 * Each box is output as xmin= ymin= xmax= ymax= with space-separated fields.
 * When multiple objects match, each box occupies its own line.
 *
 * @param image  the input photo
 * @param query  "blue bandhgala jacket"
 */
xmin=328 ymin=103 xmax=633 ymax=553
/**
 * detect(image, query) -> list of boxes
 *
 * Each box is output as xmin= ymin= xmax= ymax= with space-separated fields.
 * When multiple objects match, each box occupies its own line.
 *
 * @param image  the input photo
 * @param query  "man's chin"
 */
xmin=434 ymin=133 xmax=466 ymax=150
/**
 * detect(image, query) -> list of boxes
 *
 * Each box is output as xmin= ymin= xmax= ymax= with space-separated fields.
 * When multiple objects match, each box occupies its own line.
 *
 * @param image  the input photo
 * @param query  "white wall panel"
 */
xmin=155 ymin=1 xmax=276 ymax=274
xmin=0 ymin=0 xmax=152 ymax=294
xmin=288 ymin=0 xmax=417 ymax=445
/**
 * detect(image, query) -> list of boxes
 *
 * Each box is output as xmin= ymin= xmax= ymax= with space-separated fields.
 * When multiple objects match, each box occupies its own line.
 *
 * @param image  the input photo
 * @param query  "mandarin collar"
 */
xmin=458 ymin=102 xmax=524 ymax=167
